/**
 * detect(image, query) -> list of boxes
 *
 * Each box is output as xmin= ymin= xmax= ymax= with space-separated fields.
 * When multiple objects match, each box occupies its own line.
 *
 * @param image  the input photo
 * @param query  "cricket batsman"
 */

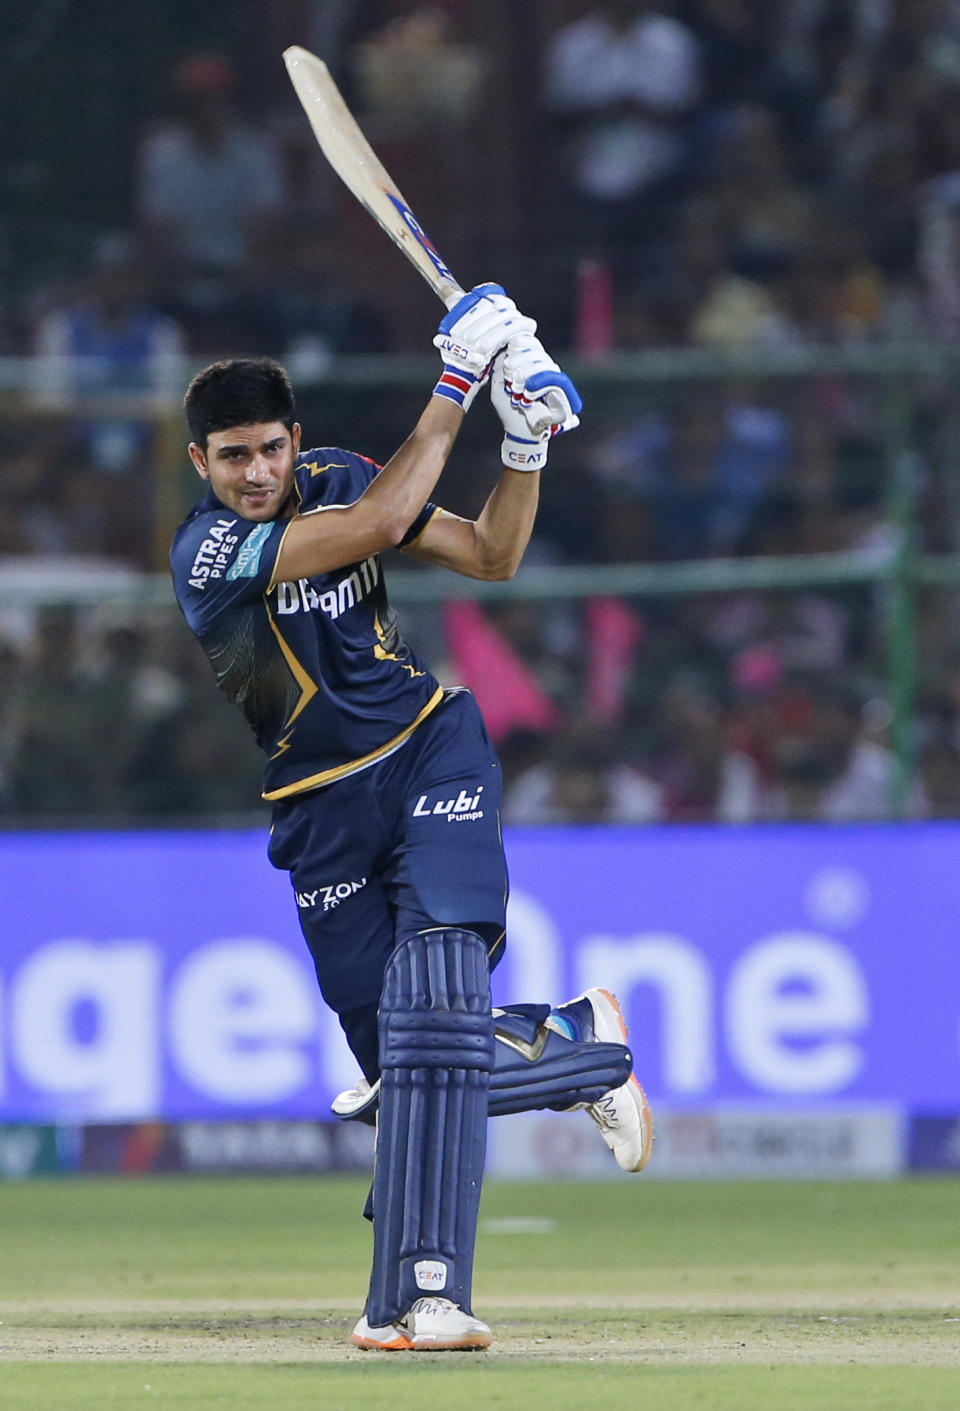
xmin=170 ymin=284 xmax=652 ymax=1351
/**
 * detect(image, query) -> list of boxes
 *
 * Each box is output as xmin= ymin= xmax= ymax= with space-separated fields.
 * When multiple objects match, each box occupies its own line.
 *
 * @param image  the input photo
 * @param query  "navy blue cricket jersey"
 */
xmin=170 ymin=447 xmax=442 ymax=801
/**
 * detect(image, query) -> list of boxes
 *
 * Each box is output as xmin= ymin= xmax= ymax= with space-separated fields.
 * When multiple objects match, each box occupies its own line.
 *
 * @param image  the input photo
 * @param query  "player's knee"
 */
xmin=380 ymin=928 xmax=495 ymax=1073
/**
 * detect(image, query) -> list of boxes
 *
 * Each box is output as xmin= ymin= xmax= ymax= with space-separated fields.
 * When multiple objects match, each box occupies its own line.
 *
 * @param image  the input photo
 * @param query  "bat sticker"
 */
xmin=385 ymin=193 xmax=457 ymax=286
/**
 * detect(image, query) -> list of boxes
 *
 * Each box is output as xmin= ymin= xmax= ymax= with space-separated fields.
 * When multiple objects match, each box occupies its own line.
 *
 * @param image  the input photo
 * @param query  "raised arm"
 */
xmin=404 ymin=335 xmax=582 ymax=581
xmin=271 ymin=286 xmax=535 ymax=583
xmin=272 ymin=397 xmax=462 ymax=582
xmin=404 ymin=471 xmax=541 ymax=581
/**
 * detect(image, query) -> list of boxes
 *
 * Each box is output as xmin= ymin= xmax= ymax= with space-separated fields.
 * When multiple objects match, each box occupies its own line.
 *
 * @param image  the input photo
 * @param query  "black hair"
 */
xmin=184 ymin=357 xmax=296 ymax=447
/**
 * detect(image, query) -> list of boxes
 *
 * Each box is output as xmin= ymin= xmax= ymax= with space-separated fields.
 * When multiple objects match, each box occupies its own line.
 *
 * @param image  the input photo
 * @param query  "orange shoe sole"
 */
xmin=597 ymin=988 xmax=654 ymax=1172
xmin=351 ymin=1332 xmax=414 ymax=1351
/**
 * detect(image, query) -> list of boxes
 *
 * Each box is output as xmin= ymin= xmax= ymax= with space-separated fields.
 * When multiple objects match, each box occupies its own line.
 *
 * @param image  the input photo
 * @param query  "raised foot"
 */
xmin=550 ymin=986 xmax=654 ymax=1173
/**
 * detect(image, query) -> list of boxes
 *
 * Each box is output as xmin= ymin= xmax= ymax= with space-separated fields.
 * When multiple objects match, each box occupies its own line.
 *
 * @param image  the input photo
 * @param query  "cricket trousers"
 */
xmin=267 ymin=689 xmax=508 ymax=1079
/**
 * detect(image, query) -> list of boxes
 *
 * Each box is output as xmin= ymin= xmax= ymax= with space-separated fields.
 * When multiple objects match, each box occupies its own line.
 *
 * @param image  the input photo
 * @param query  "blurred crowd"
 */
xmin=4 ymin=579 xmax=959 ymax=823
xmin=2 ymin=0 xmax=960 ymax=823
xmin=11 ymin=1 xmax=960 ymax=356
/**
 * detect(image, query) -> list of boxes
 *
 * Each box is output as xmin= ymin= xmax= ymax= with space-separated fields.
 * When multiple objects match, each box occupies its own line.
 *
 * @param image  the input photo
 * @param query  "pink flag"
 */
xmin=575 ymin=257 xmax=614 ymax=360
xmin=586 ymin=597 xmax=644 ymax=726
xmin=443 ymin=600 xmax=559 ymax=744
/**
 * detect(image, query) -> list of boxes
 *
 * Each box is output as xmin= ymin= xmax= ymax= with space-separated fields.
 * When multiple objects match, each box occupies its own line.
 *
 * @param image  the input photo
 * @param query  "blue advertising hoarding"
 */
xmin=0 ymin=825 xmax=957 ymax=1123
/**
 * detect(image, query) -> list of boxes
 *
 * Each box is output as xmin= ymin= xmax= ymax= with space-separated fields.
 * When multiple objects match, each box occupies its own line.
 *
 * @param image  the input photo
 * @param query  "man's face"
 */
xmin=189 ymin=421 xmax=302 ymax=521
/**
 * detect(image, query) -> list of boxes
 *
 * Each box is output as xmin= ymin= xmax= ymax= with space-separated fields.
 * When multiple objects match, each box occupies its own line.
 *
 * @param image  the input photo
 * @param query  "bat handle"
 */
xmin=441 ymin=284 xmax=466 ymax=311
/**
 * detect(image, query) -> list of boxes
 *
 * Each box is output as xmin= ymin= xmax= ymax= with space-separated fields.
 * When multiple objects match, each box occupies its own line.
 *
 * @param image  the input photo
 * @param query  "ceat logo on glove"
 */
xmin=506 ymin=446 xmax=547 ymax=468
xmin=414 ymin=1260 xmax=448 ymax=1290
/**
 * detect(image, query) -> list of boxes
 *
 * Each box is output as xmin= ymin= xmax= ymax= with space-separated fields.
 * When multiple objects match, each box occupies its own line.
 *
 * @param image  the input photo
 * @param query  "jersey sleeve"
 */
xmin=295 ymin=447 xmax=380 ymax=509
xmin=296 ymin=447 xmax=437 ymax=546
xmin=171 ymin=510 xmax=288 ymax=634
xmin=400 ymin=501 xmax=439 ymax=547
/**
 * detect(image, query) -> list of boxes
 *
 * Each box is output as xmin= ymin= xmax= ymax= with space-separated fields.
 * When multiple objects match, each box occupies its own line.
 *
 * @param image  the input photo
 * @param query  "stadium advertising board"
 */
xmin=0 ymin=826 xmax=956 ymax=1131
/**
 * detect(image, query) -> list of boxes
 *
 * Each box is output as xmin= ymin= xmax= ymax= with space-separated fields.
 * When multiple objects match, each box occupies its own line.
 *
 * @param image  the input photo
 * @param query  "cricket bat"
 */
xmin=282 ymin=45 xmax=465 ymax=311
xmin=283 ymin=45 xmax=571 ymax=435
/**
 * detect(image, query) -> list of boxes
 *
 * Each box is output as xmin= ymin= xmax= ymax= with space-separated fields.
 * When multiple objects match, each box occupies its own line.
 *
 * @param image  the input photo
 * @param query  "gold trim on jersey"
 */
xmin=266 ymin=517 xmax=298 ymax=595
xmin=373 ymin=610 xmax=425 ymax=678
xmin=304 ymin=460 xmax=348 ymax=476
xmin=262 ymin=685 xmax=445 ymax=801
xmin=264 ymin=597 xmax=319 ymax=757
xmin=400 ymin=504 xmax=441 ymax=549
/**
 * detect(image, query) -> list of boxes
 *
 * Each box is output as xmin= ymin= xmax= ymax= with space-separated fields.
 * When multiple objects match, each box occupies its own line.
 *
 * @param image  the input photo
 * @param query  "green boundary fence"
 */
xmin=3 ymin=343 xmax=959 ymax=816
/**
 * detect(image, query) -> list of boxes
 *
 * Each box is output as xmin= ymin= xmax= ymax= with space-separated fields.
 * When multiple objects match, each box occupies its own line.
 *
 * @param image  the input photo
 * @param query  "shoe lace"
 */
xmin=593 ymin=1092 xmax=621 ymax=1127
xmin=410 ymin=1297 xmax=455 ymax=1316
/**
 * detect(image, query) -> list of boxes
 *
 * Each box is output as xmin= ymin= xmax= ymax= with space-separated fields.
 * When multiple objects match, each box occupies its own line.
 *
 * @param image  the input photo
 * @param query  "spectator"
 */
xmin=355 ymin=7 xmax=486 ymax=133
xmin=918 ymin=733 xmax=960 ymax=817
xmin=32 ymin=232 xmax=184 ymax=402
xmin=8 ymin=610 xmax=103 ymax=815
xmin=31 ymin=231 xmax=185 ymax=487
xmin=0 ymin=642 xmax=27 ymax=808
xmin=136 ymin=54 xmax=284 ymax=280
xmin=650 ymin=672 xmax=743 ymax=821
xmin=733 ymin=685 xmax=928 ymax=822
xmin=503 ymin=723 xmax=663 ymax=824
xmin=258 ymin=222 xmax=390 ymax=374
xmin=814 ymin=692 xmax=927 ymax=821
xmin=543 ymin=0 xmax=703 ymax=254
xmin=709 ymin=104 xmax=817 ymax=280
xmin=0 ymin=433 xmax=70 ymax=557
xmin=693 ymin=0 xmax=774 ymax=112
xmin=585 ymin=395 xmax=789 ymax=560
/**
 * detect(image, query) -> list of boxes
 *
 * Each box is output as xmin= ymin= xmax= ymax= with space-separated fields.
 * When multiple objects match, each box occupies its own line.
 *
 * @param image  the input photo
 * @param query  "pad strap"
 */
xmin=490 ymin=1007 xmax=632 ymax=1115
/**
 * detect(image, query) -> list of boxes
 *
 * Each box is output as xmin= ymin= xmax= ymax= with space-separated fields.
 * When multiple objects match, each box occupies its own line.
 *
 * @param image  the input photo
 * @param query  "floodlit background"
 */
xmin=1 ymin=1 xmax=958 ymax=1184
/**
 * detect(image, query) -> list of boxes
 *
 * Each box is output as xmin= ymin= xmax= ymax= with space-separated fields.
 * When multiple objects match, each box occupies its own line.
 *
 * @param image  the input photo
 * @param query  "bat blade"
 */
xmin=282 ymin=46 xmax=464 ymax=309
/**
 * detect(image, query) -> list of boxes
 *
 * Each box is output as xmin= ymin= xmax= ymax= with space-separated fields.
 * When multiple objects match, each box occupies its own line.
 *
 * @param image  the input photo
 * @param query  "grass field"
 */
xmin=1 ymin=1175 xmax=959 ymax=1408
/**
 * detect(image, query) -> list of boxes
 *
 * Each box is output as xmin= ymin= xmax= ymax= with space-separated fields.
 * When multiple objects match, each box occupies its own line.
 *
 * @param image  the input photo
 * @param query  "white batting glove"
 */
xmin=433 ymin=283 xmax=536 ymax=412
xmin=490 ymin=336 xmax=583 ymax=470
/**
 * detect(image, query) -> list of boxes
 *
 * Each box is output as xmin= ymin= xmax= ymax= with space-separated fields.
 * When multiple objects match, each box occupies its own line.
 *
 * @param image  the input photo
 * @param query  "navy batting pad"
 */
xmin=489 ymin=1007 xmax=632 ymax=1116
xmin=365 ymin=929 xmax=495 ymax=1327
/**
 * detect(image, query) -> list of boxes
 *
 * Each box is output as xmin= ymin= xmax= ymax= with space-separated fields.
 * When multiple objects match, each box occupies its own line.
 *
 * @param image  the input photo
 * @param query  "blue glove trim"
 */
xmin=524 ymin=369 xmax=583 ymax=416
xmin=433 ymin=382 xmax=469 ymax=406
xmin=504 ymin=431 xmax=541 ymax=446
xmin=437 ymin=283 xmax=507 ymax=335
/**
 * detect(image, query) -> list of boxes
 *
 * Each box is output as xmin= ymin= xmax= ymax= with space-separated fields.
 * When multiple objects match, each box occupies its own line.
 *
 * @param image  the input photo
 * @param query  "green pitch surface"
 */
xmin=1 ymin=1176 xmax=959 ymax=1410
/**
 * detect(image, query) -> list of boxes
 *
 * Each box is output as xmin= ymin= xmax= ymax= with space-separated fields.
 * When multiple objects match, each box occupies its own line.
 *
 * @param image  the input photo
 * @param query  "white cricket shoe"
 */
xmin=351 ymin=1312 xmax=414 ymax=1351
xmin=331 ymin=1074 xmax=380 ymax=1124
xmin=407 ymin=1297 xmax=493 ymax=1350
xmin=548 ymin=987 xmax=653 ymax=1173
xmin=351 ymin=1298 xmax=492 ymax=1352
